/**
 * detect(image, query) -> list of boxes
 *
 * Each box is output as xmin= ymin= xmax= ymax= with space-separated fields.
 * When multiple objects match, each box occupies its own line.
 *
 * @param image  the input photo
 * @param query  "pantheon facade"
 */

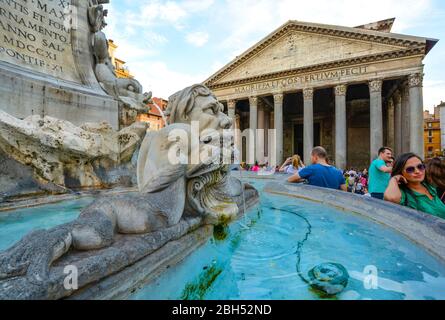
xmin=204 ymin=19 xmax=438 ymax=169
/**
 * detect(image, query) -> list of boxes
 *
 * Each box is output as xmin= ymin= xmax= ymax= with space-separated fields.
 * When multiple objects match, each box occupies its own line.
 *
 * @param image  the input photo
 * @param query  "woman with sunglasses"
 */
xmin=384 ymin=153 xmax=445 ymax=218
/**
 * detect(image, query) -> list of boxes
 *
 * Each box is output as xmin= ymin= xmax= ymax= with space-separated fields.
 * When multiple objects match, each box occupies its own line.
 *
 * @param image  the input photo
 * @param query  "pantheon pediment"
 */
xmin=205 ymin=19 xmax=437 ymax=88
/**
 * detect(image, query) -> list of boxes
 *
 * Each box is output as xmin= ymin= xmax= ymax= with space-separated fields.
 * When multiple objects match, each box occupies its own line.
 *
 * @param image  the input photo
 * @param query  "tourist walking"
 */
xmin=425 ymin=157 xmax=445 ymax=204
xmin=288 ymin=147 xmax=346 ymax=191
xmin=279 ymin=155 xmax=305 ymax=174
xmin=384 ymin=153 xmax=445 ymax=218
xmin=368 ymin=147 xmax=393 ymax=200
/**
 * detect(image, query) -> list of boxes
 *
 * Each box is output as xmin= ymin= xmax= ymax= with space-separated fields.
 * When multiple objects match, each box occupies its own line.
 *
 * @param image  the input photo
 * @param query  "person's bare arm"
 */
xmin=384 ymin=176 xmax=406 ymax=203
xmin=279 ymin=158 xmax=291 ymax=172
xmin=379 ymin=165 xmax=393 ymax=173
xmin=340 ymin=184 xmax=347 ymax=192
xmin=288 ymin=172 xmax=303 ymax=183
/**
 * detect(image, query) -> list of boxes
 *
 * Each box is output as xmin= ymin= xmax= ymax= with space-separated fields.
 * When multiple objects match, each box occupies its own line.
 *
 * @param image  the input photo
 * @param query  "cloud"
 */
xmin=103 ymin=0 xmax=442 ymax=107
xmin=186 ymin=31 xmax=209 ymax=47
xmin=129 ymin=61 xmax=207 ymax=99
xmin=216 ymin=0 xmax=434 ymax=57
xmin=424 ymin=80 xmax=445 ymax=110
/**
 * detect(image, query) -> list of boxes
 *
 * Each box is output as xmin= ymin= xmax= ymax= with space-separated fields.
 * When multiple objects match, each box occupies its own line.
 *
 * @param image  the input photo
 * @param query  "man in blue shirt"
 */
xmin=288 ymin=147 xmax=347 ymax=191
xmin=368 ymin=147 xmax=393 ymax=200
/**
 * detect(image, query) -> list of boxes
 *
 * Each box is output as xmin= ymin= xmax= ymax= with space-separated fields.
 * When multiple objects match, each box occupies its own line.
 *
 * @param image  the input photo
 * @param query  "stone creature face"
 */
xmin=137 ymin=85 xmax=241 ymax=224
xmin=186 ymin=94 xmax=232 ymax=133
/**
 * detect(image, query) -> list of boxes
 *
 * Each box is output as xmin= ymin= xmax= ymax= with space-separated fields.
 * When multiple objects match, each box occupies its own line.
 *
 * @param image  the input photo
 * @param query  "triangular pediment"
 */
xmin=205 ymin=20 xmax=435 ymax=87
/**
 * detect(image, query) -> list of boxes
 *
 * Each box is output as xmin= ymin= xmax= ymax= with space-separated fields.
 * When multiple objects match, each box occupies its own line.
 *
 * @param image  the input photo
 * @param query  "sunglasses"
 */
xmin=405 ymin=164 xmax=426 ymax=174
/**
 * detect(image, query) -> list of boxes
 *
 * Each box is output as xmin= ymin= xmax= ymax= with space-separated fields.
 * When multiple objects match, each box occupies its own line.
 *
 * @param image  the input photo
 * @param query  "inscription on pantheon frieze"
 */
xmin=233 ymin=66 xmax=369 ymax=95
xmin=0 ymin=0 xmax=81 ymax=82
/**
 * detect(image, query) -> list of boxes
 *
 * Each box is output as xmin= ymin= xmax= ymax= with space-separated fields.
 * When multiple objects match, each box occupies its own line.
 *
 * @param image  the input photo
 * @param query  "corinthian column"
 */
xmin=249 ymin=96 xmax=258 ymax=163
xmin=369 ymin=79 xmax=383 ymax=161
xmin=227 ymin=99 xmax=240 ymax=158
xmin=273 ymin=93 xmax=284 ymax=166
xmin=257 ymin=103 xmax=265 ymax=164
xmin=227 ymin=100 xmax=236 ymax=127
xmin=387 ymin=98 xmax=395 ymax=150
xmin=393 ymin=91 xmax=402 ymax=156
xmin=401 ymin=85 xmax=411 ymax=153
xmin=303 ymin=88 xmax=314 ymax=165
xmin=408 ymin=73 xmax=424 ymax=158
xmin=334 ymin=84 xmax=347 ymax=169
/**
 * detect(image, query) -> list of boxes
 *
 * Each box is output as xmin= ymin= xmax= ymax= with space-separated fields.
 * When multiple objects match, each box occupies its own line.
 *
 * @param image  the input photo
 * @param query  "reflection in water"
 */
xmin=130 ymin=181 xmax=445 ymax=300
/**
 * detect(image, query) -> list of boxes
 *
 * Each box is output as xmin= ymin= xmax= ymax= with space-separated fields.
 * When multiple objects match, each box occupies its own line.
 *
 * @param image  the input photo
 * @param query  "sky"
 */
xmin=105 ymin=0 xmax=445 ymax=111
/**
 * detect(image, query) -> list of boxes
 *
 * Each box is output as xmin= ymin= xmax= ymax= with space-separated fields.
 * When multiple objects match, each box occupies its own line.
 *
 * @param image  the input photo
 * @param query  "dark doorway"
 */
xmin=293 ymin=123 xmax=321 ymax=157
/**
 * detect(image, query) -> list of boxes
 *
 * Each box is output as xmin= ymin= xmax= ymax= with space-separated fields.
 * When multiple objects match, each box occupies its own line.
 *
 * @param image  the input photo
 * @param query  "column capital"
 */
xmin=369 ymin=79 xmax=383 ymax=93
xmin=273 ymin=93 xmax=284 ymax=105
xmin=303 ymin=88 xmax=314 ymax=100
xmin=227 ymin=99 xmax=236 ymax=109
xmin=334 ymin=84 xmax=347 ymax=96
xmin=388 ymin=98 xmax=395 ymax=109
xmin=249 ymin=96 xmax=258 ymax=106
xmin=408 ymin=73 xmax=424 ymax=88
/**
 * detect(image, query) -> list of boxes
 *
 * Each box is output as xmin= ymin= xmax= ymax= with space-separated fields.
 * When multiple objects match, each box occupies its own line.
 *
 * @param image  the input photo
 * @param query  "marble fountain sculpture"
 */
xmin=0 ymin=0 xmax=153 ymax=194
xmin=0 ymin=84 xmax=259 ymax=300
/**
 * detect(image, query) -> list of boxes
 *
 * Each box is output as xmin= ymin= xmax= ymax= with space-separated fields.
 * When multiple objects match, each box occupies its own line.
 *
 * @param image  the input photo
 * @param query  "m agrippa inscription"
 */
xmin=0 ymin=0 xmax=81 ymax=82
xmin=233 ymin=66 xmax=369 ymax=95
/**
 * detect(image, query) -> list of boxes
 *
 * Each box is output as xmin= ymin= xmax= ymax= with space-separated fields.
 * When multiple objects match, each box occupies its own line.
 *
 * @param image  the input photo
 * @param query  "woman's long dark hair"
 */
xmin=391 ymin=153 xmax=424 ymax=178
xmin=426 ymin=157 xmax=445 ymax=189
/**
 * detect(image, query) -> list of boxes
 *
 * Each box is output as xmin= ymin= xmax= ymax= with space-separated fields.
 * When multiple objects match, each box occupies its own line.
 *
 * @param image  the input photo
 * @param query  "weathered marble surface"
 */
xmin=0 ymin=1 xmax=150 ymax=130
xmin=0 ymin=109 xmax=148 ymax=190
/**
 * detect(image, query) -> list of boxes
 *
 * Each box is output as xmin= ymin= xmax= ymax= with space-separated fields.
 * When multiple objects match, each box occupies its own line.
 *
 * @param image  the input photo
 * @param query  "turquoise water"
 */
xmin=0 ymin=198 xmax=94 ymax=251
xmin=129 ymin=179 xmax=445 ymax=300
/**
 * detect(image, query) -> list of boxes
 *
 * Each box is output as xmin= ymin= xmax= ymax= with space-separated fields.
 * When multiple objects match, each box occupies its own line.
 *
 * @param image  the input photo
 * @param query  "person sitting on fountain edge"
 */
xmin=288 ymin=147 xmax=347 ymax=191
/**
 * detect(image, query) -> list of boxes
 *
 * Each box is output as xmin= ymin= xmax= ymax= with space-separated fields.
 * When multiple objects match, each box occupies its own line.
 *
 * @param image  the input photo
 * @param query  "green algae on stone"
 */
xmin=213 ymin=224 xmax=229 ymax=241
xmin=181 ymin=264 xmax=223 ymax=300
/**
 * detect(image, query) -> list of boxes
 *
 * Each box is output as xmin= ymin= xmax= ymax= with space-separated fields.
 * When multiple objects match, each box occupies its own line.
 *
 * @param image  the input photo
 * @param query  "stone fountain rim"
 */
xmin=255 ymin=177 xmax=445 ymax=264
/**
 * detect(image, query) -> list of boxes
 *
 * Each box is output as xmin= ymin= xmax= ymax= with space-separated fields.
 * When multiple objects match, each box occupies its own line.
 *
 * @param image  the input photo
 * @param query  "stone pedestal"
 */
xmin=0 ymin=1 xmax=121 ymax=129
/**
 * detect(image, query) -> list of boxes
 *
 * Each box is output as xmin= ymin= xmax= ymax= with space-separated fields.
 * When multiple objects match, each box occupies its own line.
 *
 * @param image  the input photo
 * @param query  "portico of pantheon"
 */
xmin=204 ymin=19 xmax=438 ymax=169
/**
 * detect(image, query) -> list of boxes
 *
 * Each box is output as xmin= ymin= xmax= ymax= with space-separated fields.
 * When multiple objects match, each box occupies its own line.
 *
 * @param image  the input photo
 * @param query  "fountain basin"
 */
xmin=127 ymin=174 xmax=445 ymax=300
xmin=1 ymin=174 xmax=445 ymax=300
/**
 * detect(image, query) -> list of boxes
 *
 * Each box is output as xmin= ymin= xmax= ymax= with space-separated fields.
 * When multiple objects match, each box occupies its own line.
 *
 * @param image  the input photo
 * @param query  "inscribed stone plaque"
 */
xmin=0 ymin=0 xmax=82 ymax=83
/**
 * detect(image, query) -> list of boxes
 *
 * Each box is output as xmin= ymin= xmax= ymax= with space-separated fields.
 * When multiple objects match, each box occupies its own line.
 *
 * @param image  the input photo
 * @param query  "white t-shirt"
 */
xmin=285 ymin=165 xmax=302 ymax=174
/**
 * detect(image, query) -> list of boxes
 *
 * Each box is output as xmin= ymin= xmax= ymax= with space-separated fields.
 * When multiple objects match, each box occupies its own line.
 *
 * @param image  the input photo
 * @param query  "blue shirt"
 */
xmin=368 ymin=159 xmax=391 ymax=194
xmin=298 ymin=164 xmax=346 ymax=190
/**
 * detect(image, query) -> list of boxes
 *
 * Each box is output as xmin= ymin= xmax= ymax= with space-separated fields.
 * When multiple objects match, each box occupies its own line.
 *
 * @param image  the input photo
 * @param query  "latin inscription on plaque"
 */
xmin=233 ymin=66 xmax=369 ymax=95
xmin=0 ymin=0 xmax=81 ymax=82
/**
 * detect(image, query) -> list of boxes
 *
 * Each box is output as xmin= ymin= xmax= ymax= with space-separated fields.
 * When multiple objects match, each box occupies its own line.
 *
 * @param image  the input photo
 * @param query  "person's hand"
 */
xmin=285 ymin=157 xmax=292 ymax=164
xmin=392 ymin=175 xmax=407 ymax=185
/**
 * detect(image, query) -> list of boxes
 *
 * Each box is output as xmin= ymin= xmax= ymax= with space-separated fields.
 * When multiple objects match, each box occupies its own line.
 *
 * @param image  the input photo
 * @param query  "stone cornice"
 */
xmin=206 ymin=47 xmax=425 ymax=90
xmin=204 ymin=20 xmax=428 ymax=87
